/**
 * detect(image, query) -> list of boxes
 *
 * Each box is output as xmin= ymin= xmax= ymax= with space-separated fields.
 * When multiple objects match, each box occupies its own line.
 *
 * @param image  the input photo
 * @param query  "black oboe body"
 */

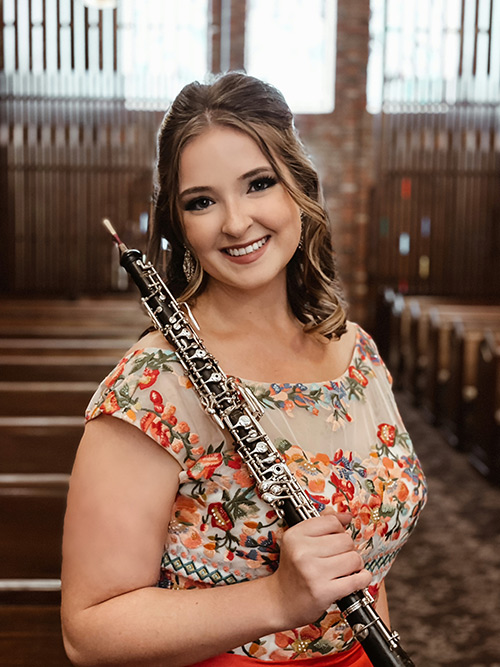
xmin=117 ymin=244 xmax=415 ymax=667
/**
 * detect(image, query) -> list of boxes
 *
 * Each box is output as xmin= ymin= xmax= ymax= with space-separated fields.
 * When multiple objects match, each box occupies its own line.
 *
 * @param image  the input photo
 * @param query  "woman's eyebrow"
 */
xmin=178 ymin=184 xmax=212 ymax=199
xmin=239 ymin=166 xmax=274 ymax=181
xmin=179 ymin=166 xmax=274 ymax=199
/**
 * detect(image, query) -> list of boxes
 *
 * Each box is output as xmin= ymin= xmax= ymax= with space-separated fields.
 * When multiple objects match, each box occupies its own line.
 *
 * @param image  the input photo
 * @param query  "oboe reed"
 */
xmin=101 ymin=217 xmax=128 ymax=253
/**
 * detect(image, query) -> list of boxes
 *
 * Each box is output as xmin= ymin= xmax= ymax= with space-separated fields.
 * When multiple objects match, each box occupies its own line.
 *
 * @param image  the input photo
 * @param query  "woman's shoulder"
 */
xmin=340 ymin=320 xmax=358 ymax=350
xmin=127 ymin=329 xmax=173 ymax=355
xmin=86 ymin=326 xmax=193 ymax=422
xmin=349 ymin=322 xmax=384 ymax=362
xmin=85 ymin=332 xmax=217 ymax=463
xmin=347 ymin=321 xmax=393 ymax=386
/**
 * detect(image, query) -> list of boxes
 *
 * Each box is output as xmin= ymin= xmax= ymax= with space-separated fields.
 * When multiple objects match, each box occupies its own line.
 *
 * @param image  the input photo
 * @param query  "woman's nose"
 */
xmin=221 ymin=201 xmax=252 ymax=237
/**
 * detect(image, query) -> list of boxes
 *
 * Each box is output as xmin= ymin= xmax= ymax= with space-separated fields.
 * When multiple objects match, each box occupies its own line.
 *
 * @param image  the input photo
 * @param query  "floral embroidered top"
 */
xmin=86 ymin=324 xmax=427 ymax=662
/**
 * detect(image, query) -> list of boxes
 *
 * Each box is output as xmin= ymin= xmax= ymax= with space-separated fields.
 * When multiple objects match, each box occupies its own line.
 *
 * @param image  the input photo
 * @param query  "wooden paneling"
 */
xmin=370 ymin=0 xmax=500 ymax=303
xmin=0 ymin=92 xmax=159 ymax=295
xmin=0 ymin=0 xmax=202 ymax=297
xmin=371 ymin=108 xmax=500 ymax=298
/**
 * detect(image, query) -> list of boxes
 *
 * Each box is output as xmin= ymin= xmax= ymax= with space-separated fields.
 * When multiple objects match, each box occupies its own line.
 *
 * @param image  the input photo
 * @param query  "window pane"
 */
xmin=245 ymin=0 xmax=336 ymax=114
xmin=367 ymin=0 xmax=500 ymax=112
xmin=120 ymin=0 xmax=209 ymax=109
xmin=2 ymin=0 xmax=209 ymax=106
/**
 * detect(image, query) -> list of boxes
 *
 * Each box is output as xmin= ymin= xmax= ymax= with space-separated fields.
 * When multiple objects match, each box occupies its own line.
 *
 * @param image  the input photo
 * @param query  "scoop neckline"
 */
xmin=134 ymin=324 xmax=362 ymax=389
xmin=238 ymin=324 xmax=361 ymax=387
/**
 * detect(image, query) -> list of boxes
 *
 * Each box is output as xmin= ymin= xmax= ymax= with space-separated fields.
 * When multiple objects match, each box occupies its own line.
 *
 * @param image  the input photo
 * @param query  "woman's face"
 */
xmin=177 ymin=125 xmax=301 ymax=296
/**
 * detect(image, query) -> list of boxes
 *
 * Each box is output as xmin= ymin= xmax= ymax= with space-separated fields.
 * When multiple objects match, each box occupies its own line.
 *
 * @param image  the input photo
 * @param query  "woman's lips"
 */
xmin=222 ymin=236 xmax=270 ymax=263
xmin=223 ymin=236 xmax=269 ymax=256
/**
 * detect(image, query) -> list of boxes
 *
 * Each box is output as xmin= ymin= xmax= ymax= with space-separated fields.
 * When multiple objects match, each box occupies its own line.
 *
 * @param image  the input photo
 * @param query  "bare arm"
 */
xmin=61 ymin=416 xmax=371 ymax=667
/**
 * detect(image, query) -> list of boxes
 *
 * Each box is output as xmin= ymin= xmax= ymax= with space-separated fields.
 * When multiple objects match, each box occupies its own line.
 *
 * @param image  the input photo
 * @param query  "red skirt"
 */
xmin=190 ymin=642 xmax=372 ymax=666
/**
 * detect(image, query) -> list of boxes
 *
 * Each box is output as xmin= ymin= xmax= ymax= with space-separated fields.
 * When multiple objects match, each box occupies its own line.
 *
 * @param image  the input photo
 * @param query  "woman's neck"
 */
xmin=183 ymin=279 xmax=352 ymax=385
xmin=191 ymin=279 xmax=297 ymax=339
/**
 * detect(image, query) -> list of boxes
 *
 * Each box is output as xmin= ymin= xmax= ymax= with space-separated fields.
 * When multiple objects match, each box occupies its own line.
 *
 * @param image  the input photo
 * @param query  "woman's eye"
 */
xmin=248 ymin=176 xmax=277 ymax=193
xmin=184 ymin=196 xmax=214 ymax=212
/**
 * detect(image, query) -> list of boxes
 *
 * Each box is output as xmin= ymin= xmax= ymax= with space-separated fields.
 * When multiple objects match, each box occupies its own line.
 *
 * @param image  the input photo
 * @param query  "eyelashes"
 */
xmin=248 ymin=175 xmax=277 ymax=192
xmin=184 ymin=196 xmax=214 ymax=212
xmin=182 ymin=174 xmax=278 ymax=212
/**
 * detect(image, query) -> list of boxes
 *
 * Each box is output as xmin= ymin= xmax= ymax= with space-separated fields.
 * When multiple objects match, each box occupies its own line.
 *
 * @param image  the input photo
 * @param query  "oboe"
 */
xmin=103 ymin=220 xmax=415 ymax=667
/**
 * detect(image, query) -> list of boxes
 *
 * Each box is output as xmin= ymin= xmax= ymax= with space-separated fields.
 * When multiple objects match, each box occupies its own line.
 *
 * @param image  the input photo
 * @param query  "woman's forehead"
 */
xmin=178 ymin=126 xmax=272 ymax=187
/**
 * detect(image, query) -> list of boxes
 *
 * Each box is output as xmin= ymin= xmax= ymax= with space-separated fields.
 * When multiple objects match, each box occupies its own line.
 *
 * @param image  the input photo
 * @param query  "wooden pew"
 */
xmin=421 ymin=308 xmax=500 ymax=432
xmin=0 ymin=296 xmax=149 ymax=339
xmin=0 ymin=297 xmax=149 ymax=664
xmin=0 ymin=605 xmax=71 ymax=665
xmin=389 ymin=296 xmax=468 ymax=398
xmin=375 ymin=287 xmax=396 ymax=361
xmin=0 ymin=417 xmax=83 ymax=475
xmin=0 ymin=381 xmax=98 ymax=417
xmin=402 ymin=301 xmax=500 ymax=404
xmin=439 ymin=322 xmax=500 ymax=450
xmin=0 ymin=477 xmax=68 ymax=582
xmin=0 ymin=300 xmax=145 ymax=602
xmin=468 ymin=330 xmax=500 ymax=484
xmin=0 ymin=387 xmax=87 ymax=607
xmin=0 ymin=355 xmax=119 ymax=383
xmin=0 ymin=479 xmax=71 ymax=664
xmin=374 ymin=288 xmax=407 ymax=386
xmin=0 ymin=296 xmax=145 ymax=319
xmin=0 ymin=323 xmax=147 ymax=339
xmin=0 ymin=337 xmax=137 ymax=357
xmin=386 ymin=293 xmax=407 ymax=388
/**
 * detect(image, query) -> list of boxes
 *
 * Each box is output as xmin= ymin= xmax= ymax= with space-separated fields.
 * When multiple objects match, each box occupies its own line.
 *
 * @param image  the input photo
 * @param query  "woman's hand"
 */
xmin=268 ymin=513 xmax=372 ymax=629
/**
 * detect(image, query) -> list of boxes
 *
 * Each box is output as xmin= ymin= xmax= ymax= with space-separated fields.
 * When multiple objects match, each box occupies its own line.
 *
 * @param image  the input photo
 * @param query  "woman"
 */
xmin=61 ymin=72 xmax=427 ymax=666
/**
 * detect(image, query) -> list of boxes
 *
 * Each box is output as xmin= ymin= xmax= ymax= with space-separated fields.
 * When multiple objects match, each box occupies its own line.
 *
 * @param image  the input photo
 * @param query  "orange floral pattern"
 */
xmin=86 ymin=326 xmax=427 ymax=661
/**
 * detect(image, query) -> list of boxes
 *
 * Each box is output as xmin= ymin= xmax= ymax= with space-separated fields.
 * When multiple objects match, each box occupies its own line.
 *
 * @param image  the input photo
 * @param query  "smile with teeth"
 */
xmin=224 ymin=236 xmax=269 ymax=257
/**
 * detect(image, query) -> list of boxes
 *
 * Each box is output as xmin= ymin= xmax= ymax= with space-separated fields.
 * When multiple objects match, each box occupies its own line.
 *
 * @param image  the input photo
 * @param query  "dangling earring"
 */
xmin=298 ymin=214 xmax=305 ymax=251
xmin=183 ymin=247 xmax=195 ymax=282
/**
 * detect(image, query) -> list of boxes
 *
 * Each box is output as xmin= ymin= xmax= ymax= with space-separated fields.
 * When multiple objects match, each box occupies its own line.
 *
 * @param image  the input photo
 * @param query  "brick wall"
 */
xmin=295 ymin=0 xmax=373 ymax=325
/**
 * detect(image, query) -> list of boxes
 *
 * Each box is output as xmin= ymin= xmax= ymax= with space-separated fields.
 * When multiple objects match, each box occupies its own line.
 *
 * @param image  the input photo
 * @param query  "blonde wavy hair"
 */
xmin=148 ymin=72 xmax=347 ymax=340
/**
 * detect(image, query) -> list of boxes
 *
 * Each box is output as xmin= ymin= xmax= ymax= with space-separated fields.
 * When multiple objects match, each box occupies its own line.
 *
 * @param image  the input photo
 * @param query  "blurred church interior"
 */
xmin=1 ymin=0 xmax=499 ymax=665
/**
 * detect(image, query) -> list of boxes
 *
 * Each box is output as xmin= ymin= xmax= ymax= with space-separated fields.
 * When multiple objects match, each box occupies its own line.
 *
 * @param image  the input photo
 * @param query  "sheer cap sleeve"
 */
xmin=86 ymin=347 xmax=224 ymax=471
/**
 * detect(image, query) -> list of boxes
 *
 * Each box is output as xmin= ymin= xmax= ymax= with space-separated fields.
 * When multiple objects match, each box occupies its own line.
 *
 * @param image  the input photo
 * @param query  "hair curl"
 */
xmin=149 ymin=71 xmax=347 ymax=340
